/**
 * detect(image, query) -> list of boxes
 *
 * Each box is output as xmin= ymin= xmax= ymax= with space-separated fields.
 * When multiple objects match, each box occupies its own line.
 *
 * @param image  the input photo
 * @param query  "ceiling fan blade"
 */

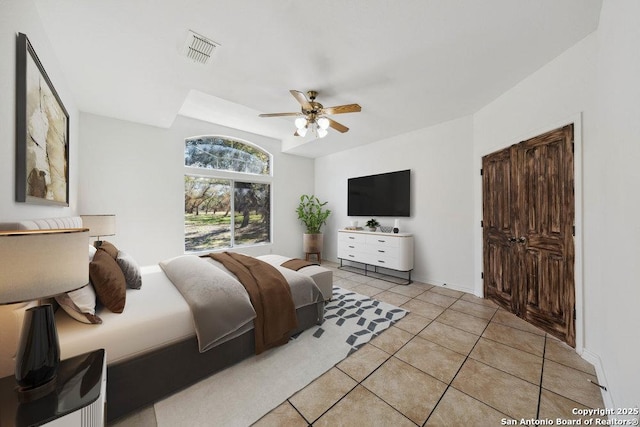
xmin=322 ymin=103 xmax=361 ymax=115
xmin=290 ymin=90 xmax=312 ymax=110
xmin=259 ymin=112 xmax=302 ymax=118
xmin=327 ymin=118 xmax=349 ymax=133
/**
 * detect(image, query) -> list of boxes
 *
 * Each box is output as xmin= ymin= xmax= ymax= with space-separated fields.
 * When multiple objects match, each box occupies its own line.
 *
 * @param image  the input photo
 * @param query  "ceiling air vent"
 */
xmin=182 ymin=30 xmax=219 ymax=65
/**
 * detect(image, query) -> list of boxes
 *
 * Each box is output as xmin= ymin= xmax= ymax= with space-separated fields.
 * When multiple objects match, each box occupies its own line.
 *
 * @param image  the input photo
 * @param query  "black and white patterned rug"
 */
xmin=308 ymin=286 xmax=408 ymax=354
xmin=156 ymin=287 xmax=408 ymax=427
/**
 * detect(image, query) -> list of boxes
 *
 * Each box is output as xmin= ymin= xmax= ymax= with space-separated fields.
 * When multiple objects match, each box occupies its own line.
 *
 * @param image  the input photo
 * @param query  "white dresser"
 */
xmin=337 ymin=230 xmax=414 ymax=283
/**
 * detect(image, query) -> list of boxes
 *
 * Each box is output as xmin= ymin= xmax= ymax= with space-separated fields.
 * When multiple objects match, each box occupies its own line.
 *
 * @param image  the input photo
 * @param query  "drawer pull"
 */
xmin=378 ymin=250 xmax=385 ymax=253
xmin=378 ymin=260 xmax=385 ymax=263
xmin=349 ymin=245 xmax=355 ymax=248
xmin=349 ymin=236 xmax=355 ymax=239
xmin=378 ymin=239 xmax=386 ymax=243
xmin=348 ymin=255 xmax=355 ymax=258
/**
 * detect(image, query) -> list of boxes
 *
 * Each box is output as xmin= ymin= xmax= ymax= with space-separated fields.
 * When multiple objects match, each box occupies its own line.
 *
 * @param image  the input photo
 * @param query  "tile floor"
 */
xmin=253 ymin=262 xmax=605 ymax=426
xmin=111 ymin=262 xmax=605 ymax=427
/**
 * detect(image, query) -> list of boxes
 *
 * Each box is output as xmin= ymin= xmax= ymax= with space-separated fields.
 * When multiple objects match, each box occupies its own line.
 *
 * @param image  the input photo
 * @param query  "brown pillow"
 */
xmin=98 ymin=241 xmax=119 ymax=259
xmin=90 ymin=249 xmax=126 ymax=313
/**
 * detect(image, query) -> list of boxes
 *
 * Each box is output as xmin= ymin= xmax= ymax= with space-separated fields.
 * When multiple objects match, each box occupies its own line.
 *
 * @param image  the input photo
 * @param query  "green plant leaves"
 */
xmin=296 ymin=194 xmax=331 ymax=234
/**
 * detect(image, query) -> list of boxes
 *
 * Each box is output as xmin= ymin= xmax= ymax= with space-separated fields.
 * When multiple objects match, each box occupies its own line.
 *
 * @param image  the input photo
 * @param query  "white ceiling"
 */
xmin=34 ymin=0 xmax=602 ymax=158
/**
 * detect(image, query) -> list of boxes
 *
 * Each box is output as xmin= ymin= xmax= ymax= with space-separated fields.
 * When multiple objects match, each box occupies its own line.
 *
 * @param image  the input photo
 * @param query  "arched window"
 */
xmin=184 ymin=136 xmax=272 ymax=252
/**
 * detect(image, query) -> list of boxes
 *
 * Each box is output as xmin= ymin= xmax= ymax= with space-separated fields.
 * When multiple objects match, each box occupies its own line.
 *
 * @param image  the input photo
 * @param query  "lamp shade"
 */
xmin=80 ymin=215 xmax=116 ymax=238
xmin=294 ymin=117 xmax=307 ymax=130
xmin=317 ymin=117 xmax=330 ymax=130
xmin=0 ymin=229 xmax=89 ymax=305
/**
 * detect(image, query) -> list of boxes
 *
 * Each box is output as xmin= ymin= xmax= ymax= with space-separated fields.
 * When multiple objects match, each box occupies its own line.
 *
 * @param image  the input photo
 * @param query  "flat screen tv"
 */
xmin=348 ymin=169 xmax=410 ymax=217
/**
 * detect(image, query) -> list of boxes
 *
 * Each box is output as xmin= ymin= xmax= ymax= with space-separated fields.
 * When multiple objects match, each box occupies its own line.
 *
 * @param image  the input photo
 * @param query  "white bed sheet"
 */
xmin=57 ymin=265 xmax=197 ymax=365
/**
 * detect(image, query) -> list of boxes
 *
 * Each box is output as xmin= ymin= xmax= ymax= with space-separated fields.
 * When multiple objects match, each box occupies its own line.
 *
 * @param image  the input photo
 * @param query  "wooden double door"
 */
xmin=482 ymin=125 xmax=575 ymax=346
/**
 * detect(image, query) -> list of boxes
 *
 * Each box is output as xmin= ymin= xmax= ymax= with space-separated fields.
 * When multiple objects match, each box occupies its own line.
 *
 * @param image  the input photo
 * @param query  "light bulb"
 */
xmin=295 ymin=117 xmax=307 ymax=129
xmin=318 ymin=127 xmax=328 ymax=138
xmin=317 ymin=117 xmax=330 ymax=130
xmin=297 ymin=127 xmax=307 ymax=137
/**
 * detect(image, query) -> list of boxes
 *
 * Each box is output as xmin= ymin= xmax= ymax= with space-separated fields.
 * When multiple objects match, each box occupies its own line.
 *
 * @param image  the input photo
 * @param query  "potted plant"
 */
xmin=366 ymin=218 xmax=380 ymax=232
xmin=296 ymin=195 xmax=331 ymax=257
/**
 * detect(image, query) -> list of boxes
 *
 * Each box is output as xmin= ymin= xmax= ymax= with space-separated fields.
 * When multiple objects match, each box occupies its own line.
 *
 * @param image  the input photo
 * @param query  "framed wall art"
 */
xmin=15 ymin=32 xmax=70 ymax=206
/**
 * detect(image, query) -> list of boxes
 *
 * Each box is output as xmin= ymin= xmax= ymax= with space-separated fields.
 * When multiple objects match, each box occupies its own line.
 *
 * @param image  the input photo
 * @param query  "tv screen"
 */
xmin=348 ymin=169 xmax=410 ymax=217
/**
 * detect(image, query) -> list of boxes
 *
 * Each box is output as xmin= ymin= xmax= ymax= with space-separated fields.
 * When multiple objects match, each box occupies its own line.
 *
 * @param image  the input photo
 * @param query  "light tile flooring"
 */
xmin=112 ymin=262 xmax=605 ymax=427
xmin=254 ymin=262 xmax=605 ymax=426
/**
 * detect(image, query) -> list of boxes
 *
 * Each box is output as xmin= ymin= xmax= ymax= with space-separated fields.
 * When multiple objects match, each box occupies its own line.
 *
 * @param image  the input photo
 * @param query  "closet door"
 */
xmin=483 ymin=125 xmax=575 ymax=347
xmin=516 ymin=125 xmax=575 ymax=346
xmin=482 ymin=147 xmax=518 ymax=312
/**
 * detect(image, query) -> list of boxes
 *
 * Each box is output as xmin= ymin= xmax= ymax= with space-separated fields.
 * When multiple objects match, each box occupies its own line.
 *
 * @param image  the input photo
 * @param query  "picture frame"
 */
xmin=15 ymin=32 xmax=70 ymax=206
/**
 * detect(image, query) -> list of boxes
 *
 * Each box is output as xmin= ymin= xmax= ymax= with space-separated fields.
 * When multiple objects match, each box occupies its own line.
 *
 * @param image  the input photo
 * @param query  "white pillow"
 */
xmin=116 ymin=250 xmax=142 ymax=289
xmin=56 ymin=285 xmax=102 ymax=324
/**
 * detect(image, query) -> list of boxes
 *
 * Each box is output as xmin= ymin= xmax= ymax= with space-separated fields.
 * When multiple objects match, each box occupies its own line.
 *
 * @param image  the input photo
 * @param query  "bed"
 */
xmin=0 ymin=217 xmax=325 ymax=422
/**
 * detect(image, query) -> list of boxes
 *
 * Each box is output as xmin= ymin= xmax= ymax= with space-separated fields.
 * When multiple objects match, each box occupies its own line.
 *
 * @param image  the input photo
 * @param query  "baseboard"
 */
xmin=415 ymin=276 xmax=473 ymax=295
xmin=580 ymin=348 xmax=613 ymax=410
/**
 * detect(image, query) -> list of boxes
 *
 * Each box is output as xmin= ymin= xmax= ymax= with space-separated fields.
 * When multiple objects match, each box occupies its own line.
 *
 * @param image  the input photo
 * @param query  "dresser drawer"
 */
xmin=366 ymin=245 xmax=401 ymax=259
xmin=337 ymin=238 xmax=365 ymax=251
xmin=339 ymin=232 xmax=366 ymax=244
xmin=367 ymin=257 xmax=400 ymax=269
xmin=338 ymin=246 xmax=368 ymax=263
xmin=365 ymin=235 xmax=400 ymax=248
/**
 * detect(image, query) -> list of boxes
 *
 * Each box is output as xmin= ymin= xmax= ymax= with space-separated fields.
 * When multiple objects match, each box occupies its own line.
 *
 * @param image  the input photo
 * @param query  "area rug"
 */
xmin=154 ymin=286 xmax=408 ymax=427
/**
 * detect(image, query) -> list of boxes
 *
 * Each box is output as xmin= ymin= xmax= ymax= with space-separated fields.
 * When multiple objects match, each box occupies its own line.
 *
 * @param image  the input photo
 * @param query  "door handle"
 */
xmin=517 ymin=236 xmax=527 ymax=244
xmin=508 ymin=237 xmax=517 ymax=243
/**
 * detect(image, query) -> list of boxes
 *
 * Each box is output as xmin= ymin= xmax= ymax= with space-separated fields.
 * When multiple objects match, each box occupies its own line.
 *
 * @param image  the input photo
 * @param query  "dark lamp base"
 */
xmin=15 ymin=304 xmax=60 ymax=403
xmin=16 ymin=376 xmax=57 ymax=403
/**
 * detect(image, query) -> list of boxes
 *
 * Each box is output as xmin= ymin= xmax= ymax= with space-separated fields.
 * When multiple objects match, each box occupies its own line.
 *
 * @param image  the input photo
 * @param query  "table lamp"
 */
xmin=0 ymin=228 xmax=89 ymax=402
xmin=80 ymin=214 xmax=115 ymax=247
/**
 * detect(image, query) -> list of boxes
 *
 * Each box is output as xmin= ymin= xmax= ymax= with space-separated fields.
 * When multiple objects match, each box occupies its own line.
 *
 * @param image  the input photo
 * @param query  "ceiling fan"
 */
xmin=259 ymin=90 xmax=361 ymax=138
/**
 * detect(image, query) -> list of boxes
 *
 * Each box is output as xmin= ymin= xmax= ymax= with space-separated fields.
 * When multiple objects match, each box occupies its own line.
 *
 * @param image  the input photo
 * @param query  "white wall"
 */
xmin=0 ymin=0 xmax=80 ymax=221
xmin=589 ymin=0 xmax=640 ymax=410
xmin=0 ymin=0 xmax=82 ymax=378
xmin=315 ymin=115 xmax=475 ymax=292
xmin=78 ymin=113 xmax=315 ymax=266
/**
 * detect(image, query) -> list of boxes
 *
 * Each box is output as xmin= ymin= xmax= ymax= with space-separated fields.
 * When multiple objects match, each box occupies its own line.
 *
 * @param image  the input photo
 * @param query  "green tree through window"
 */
xmin=184 ymin=136 xmax=271 ymax=252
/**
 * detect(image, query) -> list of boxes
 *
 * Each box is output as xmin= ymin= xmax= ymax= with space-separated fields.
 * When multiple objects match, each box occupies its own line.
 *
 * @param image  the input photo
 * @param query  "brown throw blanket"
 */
xmin=281 ymin=258 xmax=317 ymax=271
xmin=208 ymin=252 xmax=298 ymax=354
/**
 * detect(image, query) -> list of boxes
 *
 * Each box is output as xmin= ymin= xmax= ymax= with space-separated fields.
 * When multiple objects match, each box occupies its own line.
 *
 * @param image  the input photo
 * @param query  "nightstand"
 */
xmin=0 ymin=349 xmax=106 ymax=427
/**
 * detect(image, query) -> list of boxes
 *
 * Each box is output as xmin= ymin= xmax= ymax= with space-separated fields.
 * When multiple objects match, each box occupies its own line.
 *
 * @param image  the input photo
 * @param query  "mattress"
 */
xmin=57 ymin=265 xmax=197 ymax=365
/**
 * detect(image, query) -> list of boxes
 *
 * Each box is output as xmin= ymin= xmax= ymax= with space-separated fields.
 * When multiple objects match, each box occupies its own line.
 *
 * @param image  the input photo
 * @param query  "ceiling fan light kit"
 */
xmin=295 ymin=115 xmax=330 ymax=139
xmin=260 ymin=90 xmax=361 ymax=138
